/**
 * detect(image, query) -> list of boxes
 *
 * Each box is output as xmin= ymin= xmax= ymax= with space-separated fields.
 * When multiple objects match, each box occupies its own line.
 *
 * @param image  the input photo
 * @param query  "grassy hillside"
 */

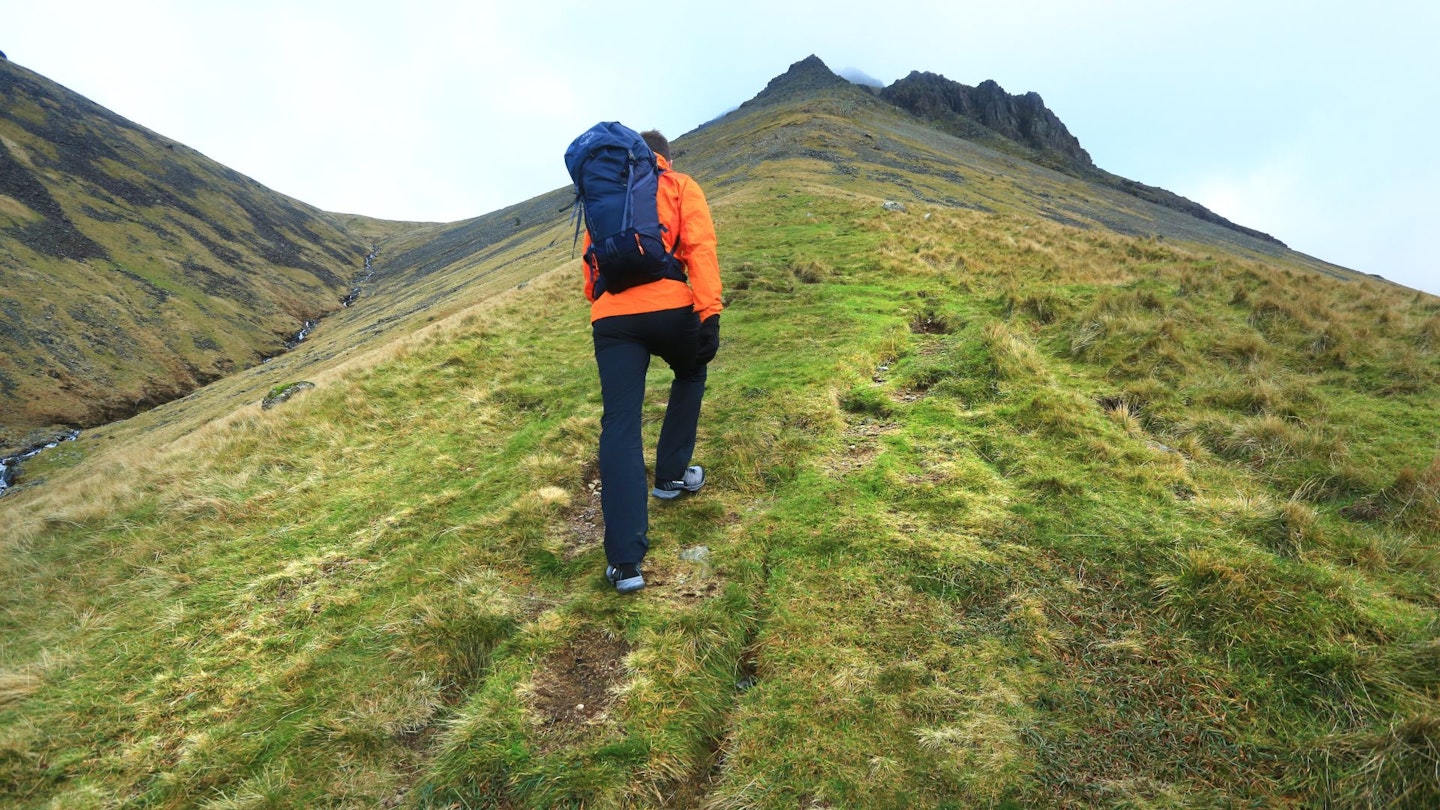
xmin=3 ymin=69 xmax=1438 ymax=808
xmin=0 ymin=58 xmax=382 ymax=450
xmin=1 ymin=190 xmax=580 ymax=502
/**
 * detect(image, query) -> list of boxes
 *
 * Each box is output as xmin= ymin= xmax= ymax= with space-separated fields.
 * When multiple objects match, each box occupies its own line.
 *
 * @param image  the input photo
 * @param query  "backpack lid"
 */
xmin=565 ymin=122 xmax=655 ymax=189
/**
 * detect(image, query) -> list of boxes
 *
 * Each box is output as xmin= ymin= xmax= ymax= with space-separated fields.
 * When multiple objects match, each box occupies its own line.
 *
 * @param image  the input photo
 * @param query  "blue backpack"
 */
xmin=564 ymin=122 xmax=685 ymax=296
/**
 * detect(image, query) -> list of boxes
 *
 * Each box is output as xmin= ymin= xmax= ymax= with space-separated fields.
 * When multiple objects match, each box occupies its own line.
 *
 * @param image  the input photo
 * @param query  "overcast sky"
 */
xmin=6 ymin=0 xmax=1437 ymax=296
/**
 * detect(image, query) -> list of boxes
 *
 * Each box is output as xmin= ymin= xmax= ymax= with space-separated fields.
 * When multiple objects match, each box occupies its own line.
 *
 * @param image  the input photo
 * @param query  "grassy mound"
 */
xmin=3 ymin=188 xmax=1437 ymax=808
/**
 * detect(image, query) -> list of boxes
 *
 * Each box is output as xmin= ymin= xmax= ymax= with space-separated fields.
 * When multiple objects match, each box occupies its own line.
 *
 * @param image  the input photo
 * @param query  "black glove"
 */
xmin=697 ymin=314 xmax=720 ymax=365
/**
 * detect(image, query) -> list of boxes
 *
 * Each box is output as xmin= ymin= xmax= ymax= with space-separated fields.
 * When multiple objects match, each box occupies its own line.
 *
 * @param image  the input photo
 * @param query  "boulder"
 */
xmin=262 ymin=381 xmax=315 ymax=410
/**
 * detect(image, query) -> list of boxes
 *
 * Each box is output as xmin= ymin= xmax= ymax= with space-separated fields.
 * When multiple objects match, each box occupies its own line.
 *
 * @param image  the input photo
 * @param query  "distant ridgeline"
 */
xmin=0 ymin=56 xmax=370 ymax=451
xmin=766 ymin=56 xmax=1283 ymax=246
xmin=879 ymin=69 xmax=1094 ymax=171
xmin=0 ymin=51 xmax=1327 ymax=460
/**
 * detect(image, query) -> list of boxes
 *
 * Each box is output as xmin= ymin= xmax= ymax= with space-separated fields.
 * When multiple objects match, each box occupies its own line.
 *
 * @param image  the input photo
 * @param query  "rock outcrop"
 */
xmin=881 ymin=70 xmax=1093 ymax=171
xmin=876 ymin=68 xmax=1282 ymax=246
xmin=741 ymin=55 xmax=855 ymax=110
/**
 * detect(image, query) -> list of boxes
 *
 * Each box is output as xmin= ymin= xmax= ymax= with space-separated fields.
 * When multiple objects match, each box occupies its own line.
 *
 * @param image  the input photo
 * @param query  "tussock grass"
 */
xmin=3 ymin=168 xmax=1438 ymax=808
xmin=1345 ymin=455 xmax=1440 ymax=533
xmin=0 ymin=671 xmax=41 ymax=707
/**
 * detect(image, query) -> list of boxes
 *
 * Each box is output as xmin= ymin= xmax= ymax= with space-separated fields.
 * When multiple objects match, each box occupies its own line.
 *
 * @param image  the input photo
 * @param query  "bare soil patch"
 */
xmin=910 ymin=311 xmax=953 ymax=334
xmin=528 ymin=628 xmax=630 ymax=751
xmin=642 ymin=554 xmax=724 ymax=605
xmin=826 ymin=419 xmax=898 ymax=476
xmin=889 ymin=387 xmax=927 ymax=405
xmin=560 ymin=461 xmax=603 ymax=559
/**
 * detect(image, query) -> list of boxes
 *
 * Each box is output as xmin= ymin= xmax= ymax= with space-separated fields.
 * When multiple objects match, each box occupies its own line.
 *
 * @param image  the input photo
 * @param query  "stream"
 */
xmin=0 ymin=429 xmax=81 ymax=496
xmin=343 ymin=245 xmax=380 ymax=307
xmin=268 ymin=244 xmax=378 ymax=359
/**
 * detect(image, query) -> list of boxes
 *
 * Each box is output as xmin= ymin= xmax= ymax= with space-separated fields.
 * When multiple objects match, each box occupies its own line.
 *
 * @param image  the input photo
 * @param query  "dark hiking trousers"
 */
xmin=592 ymin=305 xmax=706 ymax=567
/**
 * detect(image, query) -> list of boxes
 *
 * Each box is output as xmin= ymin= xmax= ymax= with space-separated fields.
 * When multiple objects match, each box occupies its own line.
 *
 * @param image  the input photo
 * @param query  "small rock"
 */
xmin=679 ymin=545 xmax=710 ymax=563
xmin=882 ymin=200 xmax=908 ymax=213
xmin=261 ymin=381 xmax=315 ymax=410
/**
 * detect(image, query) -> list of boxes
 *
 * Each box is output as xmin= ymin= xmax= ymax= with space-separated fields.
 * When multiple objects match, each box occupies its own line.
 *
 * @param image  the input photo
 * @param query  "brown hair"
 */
xmin=640 ymin=130 xmax=671 ymax=162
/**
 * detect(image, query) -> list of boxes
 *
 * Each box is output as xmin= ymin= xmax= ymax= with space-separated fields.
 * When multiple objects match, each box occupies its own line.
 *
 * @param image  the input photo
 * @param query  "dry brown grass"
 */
xmin=1345 ymin=454 xmax=1440 ymax=533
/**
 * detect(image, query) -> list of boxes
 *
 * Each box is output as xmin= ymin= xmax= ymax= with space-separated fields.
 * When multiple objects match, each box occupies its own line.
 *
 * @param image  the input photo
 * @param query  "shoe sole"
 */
xmin=606 ymin=566 xmax=646 ymax=594
xmin=613 ymin=576 xmax=645 ymax=594
xmin=652 ymin=468 xmax=705 ymax=500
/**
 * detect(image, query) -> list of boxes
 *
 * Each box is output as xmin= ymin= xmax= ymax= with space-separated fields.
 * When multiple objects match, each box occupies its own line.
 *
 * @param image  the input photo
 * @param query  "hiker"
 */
xmin=568 ymin=126 xmax=722 ymax=594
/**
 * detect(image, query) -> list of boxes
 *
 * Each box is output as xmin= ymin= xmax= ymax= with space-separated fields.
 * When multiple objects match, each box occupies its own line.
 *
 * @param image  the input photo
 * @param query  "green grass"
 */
xmin=4 ymin=178 xmax=1439 ymax=808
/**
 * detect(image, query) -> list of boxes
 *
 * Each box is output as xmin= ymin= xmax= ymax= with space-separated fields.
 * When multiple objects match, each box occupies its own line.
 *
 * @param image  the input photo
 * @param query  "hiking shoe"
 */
xmin=605 ymin=563 xmax=645 ymax=594
xmin=652 ymin=465 xmax=705 ymax=500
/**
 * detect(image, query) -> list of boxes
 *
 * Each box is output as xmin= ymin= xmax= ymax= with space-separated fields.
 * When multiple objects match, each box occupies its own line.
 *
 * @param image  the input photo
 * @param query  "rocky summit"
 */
xmin=881 ymin=69 xmax=1094 ymax=170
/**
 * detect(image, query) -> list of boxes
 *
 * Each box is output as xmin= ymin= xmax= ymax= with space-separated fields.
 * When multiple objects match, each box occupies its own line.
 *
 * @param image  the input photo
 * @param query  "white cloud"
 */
xmin=1187 ymin=159 xmax=1312 ymax=245
xmin=1184 ymin=153 xmax=1437 ymax=295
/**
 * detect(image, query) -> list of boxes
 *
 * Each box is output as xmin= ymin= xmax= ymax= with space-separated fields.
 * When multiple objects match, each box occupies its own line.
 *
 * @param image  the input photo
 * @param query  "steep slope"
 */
xmin=0 ymin=191 xmax=581 ymax=488
xmin=2 ymin=56 xmax=1437 ymax=809
xmin=877 ymin=66 xmax=1286 ymax=245
xmin=0 ymin=58 xmax=376 ymax=451
xmin=684 ymin=57 xmax=1324 ymax=271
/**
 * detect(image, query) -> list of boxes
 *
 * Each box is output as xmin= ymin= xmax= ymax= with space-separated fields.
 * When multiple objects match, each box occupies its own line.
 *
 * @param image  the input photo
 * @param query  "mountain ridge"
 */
xmin=0 ymin=53 xmax=1385 ymax=460
xmin=738 ymin=53 xmax=857 ymax=109
xmin=881 ymin=69 xmax=1095 ymax=170
xmin=1 ymin=51 xmax=1437 ymax=808
xmin=764 ymin=56 xmax=1284 ymax=247
xmin=0 ymin=57 xmax=379 ymax=450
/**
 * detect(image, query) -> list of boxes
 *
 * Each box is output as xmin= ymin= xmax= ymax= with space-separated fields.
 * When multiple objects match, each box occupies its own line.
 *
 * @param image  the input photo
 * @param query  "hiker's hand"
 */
xmin=697 ymin=315 xmax=720 ymax=364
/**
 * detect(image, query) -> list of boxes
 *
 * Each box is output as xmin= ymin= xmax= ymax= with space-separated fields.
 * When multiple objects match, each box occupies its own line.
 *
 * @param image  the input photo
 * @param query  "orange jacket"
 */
xmin=583 ymin=155 xmax=722 ymax=323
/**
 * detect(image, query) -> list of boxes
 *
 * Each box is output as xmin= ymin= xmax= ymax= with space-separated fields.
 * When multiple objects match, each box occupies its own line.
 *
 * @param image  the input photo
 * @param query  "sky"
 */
xmin=6 ymin=0 xmax=1437 ymax=296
